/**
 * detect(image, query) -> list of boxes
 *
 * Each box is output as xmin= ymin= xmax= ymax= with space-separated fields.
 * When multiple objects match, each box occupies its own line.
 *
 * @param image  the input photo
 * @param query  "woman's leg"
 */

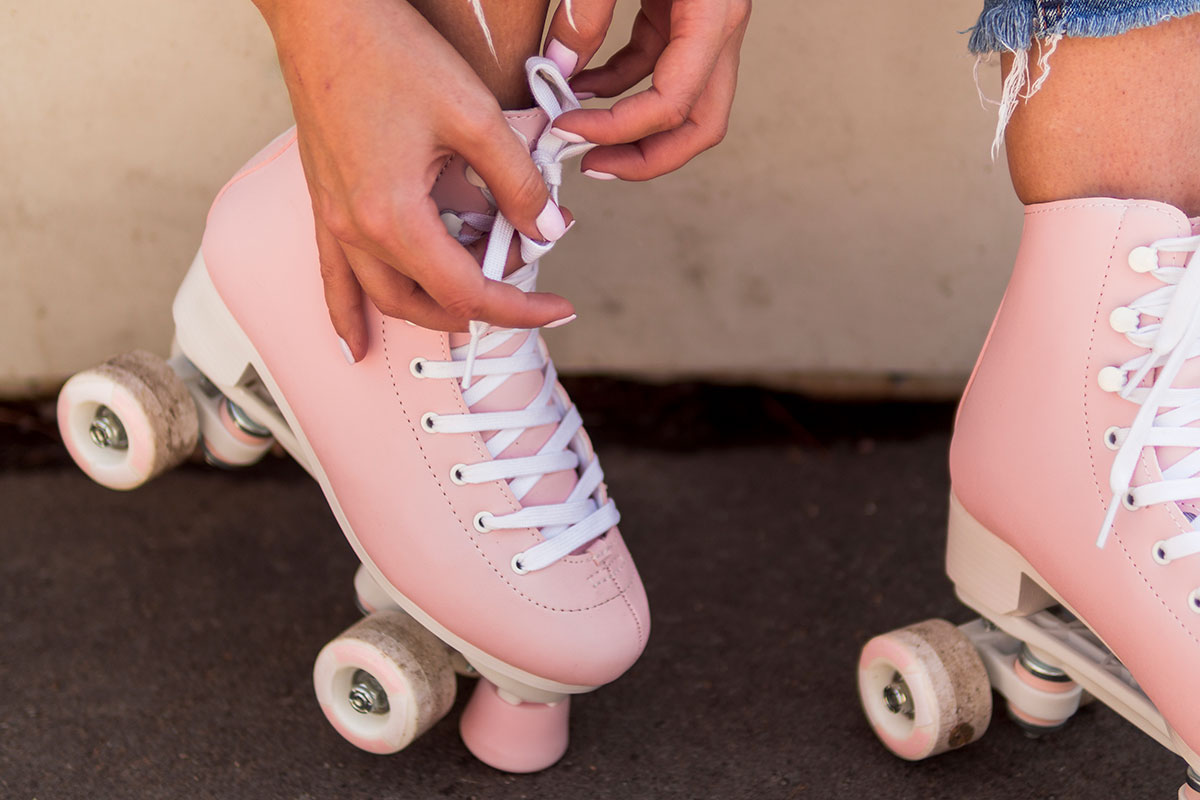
xmin=408 ymin=0 xmax=552 ymax=109
xmin=1002 ymin=13 xmax=1200 ymax=215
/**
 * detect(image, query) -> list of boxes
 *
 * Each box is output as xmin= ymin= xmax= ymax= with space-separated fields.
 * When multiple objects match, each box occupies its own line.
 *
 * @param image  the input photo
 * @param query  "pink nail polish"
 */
xmin=544 ymin=313 xmax=577 ymax=329
xmin=583 ymin=169 xmax=617 ymax=181
xmin=545 ymin=39 xmax=578 ymax=77
xmin=551 ymin=126 xmax=587 ymax=144
xmin=573 ymin=91 xmax=596 ymax=101
xmin=536 ymin=200 xmax=568 ymax=242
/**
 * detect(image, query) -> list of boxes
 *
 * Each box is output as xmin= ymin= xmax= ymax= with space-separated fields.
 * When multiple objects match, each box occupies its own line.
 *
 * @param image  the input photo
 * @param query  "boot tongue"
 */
xmin=1154 ymin=217 xmax=1200 ymax=514
xmin=432 ymin=106 xmax=550 ymax=221
xmin=434 ymin=106 xmax=577 ymax=511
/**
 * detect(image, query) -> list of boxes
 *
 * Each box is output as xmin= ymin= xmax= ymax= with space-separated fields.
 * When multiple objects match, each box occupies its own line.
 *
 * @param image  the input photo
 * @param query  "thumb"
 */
xmin=544 ymin=0 xmax=619 ymax=78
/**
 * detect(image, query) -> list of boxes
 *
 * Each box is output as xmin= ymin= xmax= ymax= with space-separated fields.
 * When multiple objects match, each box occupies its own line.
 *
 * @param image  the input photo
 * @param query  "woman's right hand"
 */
xmin=254 ymin=0 xmax=575 ymax=361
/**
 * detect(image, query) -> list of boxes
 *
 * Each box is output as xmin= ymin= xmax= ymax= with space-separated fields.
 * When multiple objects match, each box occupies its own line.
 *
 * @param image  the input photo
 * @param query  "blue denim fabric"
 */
xmin=970 ymin=0 xmax=1200 ymax=52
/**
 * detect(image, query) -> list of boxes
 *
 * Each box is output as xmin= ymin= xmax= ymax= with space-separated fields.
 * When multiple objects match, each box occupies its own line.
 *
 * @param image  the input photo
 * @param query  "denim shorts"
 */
xmin=970 ymin=0 xmax=1200 ymax=53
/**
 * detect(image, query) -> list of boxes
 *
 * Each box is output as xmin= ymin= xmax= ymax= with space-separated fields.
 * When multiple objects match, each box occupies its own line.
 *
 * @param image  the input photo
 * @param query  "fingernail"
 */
xmin=550 ymin=126 xmax=587 ymax=144
xmin=536 ymin=199 xmax=568 ymax=242
xmin=573 ymin=91 xmax=596 ymax=101
xmin=544 ymin=313 xmax=577 ymax=329
xmin=545 ymin=39 xmax=578 ymax=77
xmin=337 ymin=337 xmax=356 ymax=365
xmin=583 ymin=169 xmax=617 ymax=181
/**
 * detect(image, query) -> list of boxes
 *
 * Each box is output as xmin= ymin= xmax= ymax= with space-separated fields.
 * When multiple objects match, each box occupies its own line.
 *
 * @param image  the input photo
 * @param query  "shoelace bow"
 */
xmin=1099 ymin=235 xmax=1200 ymax=602
xmin=420 ymin=58 xmax=618 ymax=574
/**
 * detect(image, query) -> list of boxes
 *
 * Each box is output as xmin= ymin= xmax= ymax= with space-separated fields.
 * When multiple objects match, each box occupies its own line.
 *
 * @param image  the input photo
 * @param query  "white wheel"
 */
xmin=313 ymin=610 xmax=456 ymax=754
xmin=200 ymin=396 xmax=273 ymax=468
xmin=858 ymin=619 xmax=992 ymax=760
xmin=57 ymin=350 xmax=199 ymax=490
xmin=352 ymin=564 xmax=400 ymax=615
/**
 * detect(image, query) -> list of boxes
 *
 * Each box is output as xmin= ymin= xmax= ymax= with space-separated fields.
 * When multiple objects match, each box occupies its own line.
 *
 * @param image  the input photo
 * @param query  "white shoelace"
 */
xmin=1098 ymin=234 xmax=1200 ymax=607
xmin=419 ymin=58 xmax=618 ymax=574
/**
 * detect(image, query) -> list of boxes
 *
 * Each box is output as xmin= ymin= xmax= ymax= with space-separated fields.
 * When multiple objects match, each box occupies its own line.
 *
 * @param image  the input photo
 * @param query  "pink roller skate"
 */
xmin=57 ymin=58 xmax=649 ymax=773
xmin=859 ymin=199 xmax=1200 ymax=798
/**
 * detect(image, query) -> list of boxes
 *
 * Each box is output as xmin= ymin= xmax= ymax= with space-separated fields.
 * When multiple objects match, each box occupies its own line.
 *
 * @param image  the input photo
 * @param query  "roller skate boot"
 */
xmin=57 ymin=58 xmax=649 ymax=773
xmin=859 ymin=199 xmax=1200 ymax=797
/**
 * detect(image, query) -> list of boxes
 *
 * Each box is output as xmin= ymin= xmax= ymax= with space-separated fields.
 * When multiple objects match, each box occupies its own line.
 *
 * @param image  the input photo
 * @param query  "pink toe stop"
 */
xmin=459 ymin=679 xmax=570 ymax=773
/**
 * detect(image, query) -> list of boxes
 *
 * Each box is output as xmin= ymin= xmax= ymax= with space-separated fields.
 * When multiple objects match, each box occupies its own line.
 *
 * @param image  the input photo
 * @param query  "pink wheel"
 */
xmin=57 ymin=350 xmax=198 ymax=490
xmin=858 ymin=619 xmax=992 ymax=760
xmin=313 ymin=610 xmax=456 ymax=754
xmin=1005 ymin=652 xmax=1077 ymax=735
xmin=459 ymin=679 xmax=570 ymax=773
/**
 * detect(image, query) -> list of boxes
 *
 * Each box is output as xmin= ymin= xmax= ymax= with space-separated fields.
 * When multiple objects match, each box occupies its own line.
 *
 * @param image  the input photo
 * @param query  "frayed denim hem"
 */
xmin=968 ymin=0 xmax=1200 ymax=158
xmin=969 ymin=0 xmax=1200 ymax=54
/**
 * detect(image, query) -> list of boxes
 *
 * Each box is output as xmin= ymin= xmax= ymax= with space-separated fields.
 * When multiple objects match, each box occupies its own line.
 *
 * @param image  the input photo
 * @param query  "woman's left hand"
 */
xmin=543 ymin=0 xmax=752 ymax=181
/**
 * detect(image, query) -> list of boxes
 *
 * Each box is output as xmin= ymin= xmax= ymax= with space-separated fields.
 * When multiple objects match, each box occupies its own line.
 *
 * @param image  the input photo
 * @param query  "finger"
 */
xmin=568 ymin=10 xmax=666 ymax=99
xmin=544 ymin=0 xmax=620 ymax=77
xmin=580 ymin=37 xmax=742 ymax=180
xmin=371 ymin=196 xmax=575 ymax=330
xmin=447 ymin=105 xmax=568 ymax=248
xmin=344 ymin=244 xmax=470 ymax=331
xmin=315 ymin=218 xmax=369 ymax=363
xmin=554 ymin=9 xmax=730 ymax=145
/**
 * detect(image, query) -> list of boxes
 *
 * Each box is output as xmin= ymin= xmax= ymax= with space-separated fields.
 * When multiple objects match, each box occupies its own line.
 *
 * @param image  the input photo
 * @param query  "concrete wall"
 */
xmin=0 ymin=0 xmax=1019 ymax=398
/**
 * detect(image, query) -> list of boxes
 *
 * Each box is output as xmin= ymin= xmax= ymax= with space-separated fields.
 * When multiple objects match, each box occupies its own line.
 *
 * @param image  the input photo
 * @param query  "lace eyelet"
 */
xmin=1152 ymin=540 xmax=1171 ymax=565
xmin=1128 ymin=245 xmax=1158 ymax=273
xmin=1122 ymin=490 xmax=1139 ymax=511
xmin=510 ymin=553 xmax=529 ymax=575
xmin=1103 ymin=426 xmax=1122 ymax=450
xmin=473 ymin=511 xmax=493 ymax=533
xmin=1098 ymin=366 xmax=1127 ymax=393
xmin=450 ymin=463 xmax=468 ymax=486
xmin=1108 ymin=306 xmax=1140 ymax=334
xmin=410 ymin=357 xmax=427 ymax=378
xmin=420 ymin=412 xmax=437 ymax=433
xmin=1188 ymin=589 xmax=1200 ymax=614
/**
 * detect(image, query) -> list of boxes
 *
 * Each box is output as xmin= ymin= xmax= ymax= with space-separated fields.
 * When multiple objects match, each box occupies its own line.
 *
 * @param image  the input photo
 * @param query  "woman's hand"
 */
xmin=543 ymin=0 xmax=751 ymax=181
xmin=254 ymin=0 xmax=575 ymax=360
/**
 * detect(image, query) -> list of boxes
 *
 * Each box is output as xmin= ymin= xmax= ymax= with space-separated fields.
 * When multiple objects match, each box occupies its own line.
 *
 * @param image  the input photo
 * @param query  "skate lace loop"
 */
xmin=1098 ymin=235 xmax=1200 ymax=593
xmin=422 ymin=59 xmax=616 ymax=573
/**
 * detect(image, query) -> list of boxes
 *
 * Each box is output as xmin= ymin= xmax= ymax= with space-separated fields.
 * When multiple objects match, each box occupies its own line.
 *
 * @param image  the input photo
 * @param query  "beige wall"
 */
xmin=0 ymin=0 xmax=1018 ymax=398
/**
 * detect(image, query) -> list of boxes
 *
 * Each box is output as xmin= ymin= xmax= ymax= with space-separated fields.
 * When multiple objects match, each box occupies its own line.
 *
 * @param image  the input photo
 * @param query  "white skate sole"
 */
xmin=946 ymin=492 xmax=1200 ymax=772
xmin=172 ymin=249 xmax=588 ymax=703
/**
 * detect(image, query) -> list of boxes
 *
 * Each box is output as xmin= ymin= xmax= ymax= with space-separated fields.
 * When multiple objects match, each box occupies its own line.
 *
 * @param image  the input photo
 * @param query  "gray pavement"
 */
xmin=0 ymin=383 xmax=1181 ymax=799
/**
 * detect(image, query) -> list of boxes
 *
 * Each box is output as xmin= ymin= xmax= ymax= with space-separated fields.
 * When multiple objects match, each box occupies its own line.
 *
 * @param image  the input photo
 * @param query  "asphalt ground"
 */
xmin=0 ymin=381 xmax=1182 ymax=799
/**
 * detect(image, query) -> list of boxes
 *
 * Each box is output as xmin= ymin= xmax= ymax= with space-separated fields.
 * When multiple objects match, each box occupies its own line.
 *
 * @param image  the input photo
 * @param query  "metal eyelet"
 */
xmin=510 ymin=553 xmax=529 ymax=575
xmin=410 ymin=358 xmax=427 ymax=378
xmin=1152 ymin=540 xmax=1171 ymax=565
xmin=1103 ymin=426 xmax=1122 ymax=450
xmin=473 ymin=511 xmax=493 ymax=533
xmin=1189 ymin=589 xmax=1200 ymax=614
xmin=1122 ymin=490 xmax=1138 ymax=511
xmin=420 ymin=412 xmax=437 ymax=433
xmin=450 ymin=464 xmax=468 ymax=486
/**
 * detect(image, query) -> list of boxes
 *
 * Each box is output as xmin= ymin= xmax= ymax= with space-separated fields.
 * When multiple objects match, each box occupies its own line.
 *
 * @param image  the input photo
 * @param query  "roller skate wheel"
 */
xmin=858 ymin=619 xmax=992 ymax=760
xmin=352 ymin=564 xmax=399 ymax=615
xmin=313 ymin=610 xmax=456 ymax=755
xmin=1180 ymin=767 xmax=1200 ymax=800
xmin=201 ymin=399 xmax=273 ymax=468
xmin=57 ymin=350 xmax=199 ymax=490
xmin=459 ymin=679 xmax=570 ymax=773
